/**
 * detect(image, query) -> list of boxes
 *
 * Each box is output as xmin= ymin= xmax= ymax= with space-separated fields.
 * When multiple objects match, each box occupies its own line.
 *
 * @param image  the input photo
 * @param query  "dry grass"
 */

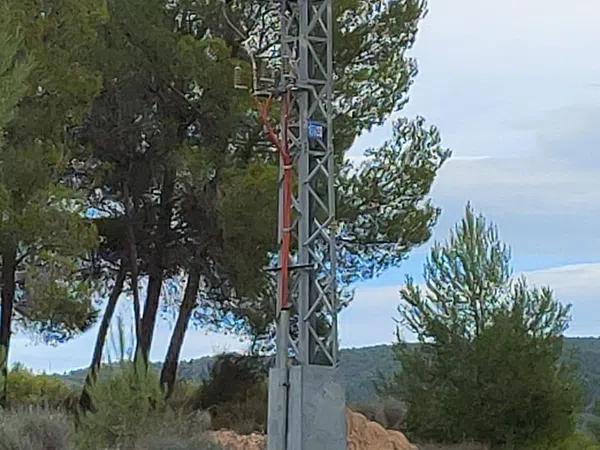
xmin=0 ymin=407 xmax=74 ymax=450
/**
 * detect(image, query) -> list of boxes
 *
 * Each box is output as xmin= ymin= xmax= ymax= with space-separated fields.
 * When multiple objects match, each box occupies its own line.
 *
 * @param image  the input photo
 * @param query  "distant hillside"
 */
xmin=59 ymin=337 xmax=600 ymax=408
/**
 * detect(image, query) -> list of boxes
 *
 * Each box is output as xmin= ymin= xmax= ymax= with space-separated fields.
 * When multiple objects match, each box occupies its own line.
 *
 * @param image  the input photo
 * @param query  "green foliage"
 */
xmin=470 ymin=311 xmax=580 ymax=447
xmin=0 ymin=9 xmax=32 ymax=135
xmin=0 ymin=408 xmax=74 ymax=450
xmin=197 ymin=354 xmax=268 ymax=434
xmin=206 ymin=381 xmax=268 ymax=435
xmin=386 ymin=205 xmax=580 ymax=449
xmin=77 ymin=356 xmax=217 ymax=450
xmin=6 ymin=364 xmax=72 ymax=409
xmin=585 ymin=402 xmax=600 ymax=444
xmin=76 ymin=358 xmax=162 ymax=449
xmin=4 ymin=0 xmax=107 ymax=142
xmin=0 ymin=0 xmax=104 ymax=405
xmin=220 ymin=163 xmax=278 ymax=298
xmin=334 ymin=0 xmax=426 ymax=139
xmin=338 ymin=117 xmax=450 ymax=282
xmin=530 ymin=433 xmax=600 ymax=450
xmin=0 ymin=0 xmax=105 ymax=259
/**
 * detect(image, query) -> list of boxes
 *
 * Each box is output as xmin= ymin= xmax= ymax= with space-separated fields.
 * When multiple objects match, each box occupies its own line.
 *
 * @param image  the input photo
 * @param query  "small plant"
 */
xmin=77 ymin=359 xmax=221 ymax=450
xmin=77 ymin=317 xmax=221 ymax=449
xmin=76 ymin=357 xmax=162 ymax=449
xmin=6 ymin=363 xmax=72 ymax=409
xmin=0 ymin=407 xmax=74 ymax=450
xmin=195 ymin=353 xmax=268 ymax=434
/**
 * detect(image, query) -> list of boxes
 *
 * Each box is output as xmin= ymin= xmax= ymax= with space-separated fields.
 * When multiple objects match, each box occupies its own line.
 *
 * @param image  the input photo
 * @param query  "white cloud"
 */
xmin=340 ymin=263 xmax=600 ymax=348
xmin=10 ymin=319 xmax=247 ymax=374
xmin=522 ymin=263 xmax=600 ymax=337
xmin=524 ymin=263 xmax=600 ymax=294
xmin=433 ymin=155 xmax=600 ymax=215
xmin=340 ymin=284 xmax=403 ymax=348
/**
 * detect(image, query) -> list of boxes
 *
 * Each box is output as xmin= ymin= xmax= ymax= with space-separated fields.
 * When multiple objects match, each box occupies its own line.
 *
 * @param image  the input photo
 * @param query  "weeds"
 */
xmin=76 ymin=317 xmax=221 ymax=449
xmin=0 ymin=407 xmax=74 ymax=450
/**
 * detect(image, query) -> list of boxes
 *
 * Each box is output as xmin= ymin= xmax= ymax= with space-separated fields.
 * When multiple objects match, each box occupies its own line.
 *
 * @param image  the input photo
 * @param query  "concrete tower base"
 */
xmin=267 ymin=365 xmax=346 ymax=450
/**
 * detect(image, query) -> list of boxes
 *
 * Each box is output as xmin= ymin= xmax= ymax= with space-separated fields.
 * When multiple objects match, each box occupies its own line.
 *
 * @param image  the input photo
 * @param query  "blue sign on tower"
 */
xmin=308 ymin=121 xmax=325 ymax=140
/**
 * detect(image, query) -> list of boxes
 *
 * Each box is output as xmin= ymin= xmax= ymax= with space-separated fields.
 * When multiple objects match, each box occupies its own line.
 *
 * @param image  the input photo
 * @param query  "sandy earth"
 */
xmin=210 ymin=410 xmax=417 ymax=450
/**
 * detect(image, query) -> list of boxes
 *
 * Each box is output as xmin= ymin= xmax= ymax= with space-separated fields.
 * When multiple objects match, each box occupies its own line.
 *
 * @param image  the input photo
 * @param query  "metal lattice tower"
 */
xmin=278 ymin=0 xmax=337 ymax=369
xmin=267 ymin=1 xmax=346 ymax=449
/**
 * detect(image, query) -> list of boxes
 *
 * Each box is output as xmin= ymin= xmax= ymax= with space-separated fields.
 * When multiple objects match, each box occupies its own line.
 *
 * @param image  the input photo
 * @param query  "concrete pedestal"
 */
xmin=267 ymin=365 xmax=346 ymax=450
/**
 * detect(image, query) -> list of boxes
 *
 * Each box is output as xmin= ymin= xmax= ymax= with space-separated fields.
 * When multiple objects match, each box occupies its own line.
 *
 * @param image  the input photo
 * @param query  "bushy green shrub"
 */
xmin=77 ymin=358 xmax=159 ymax=448
xmin=195 ymin=354 xmax=267 ymax=434
xmin=77 ymin=357 xmax=219 ymax=450
xmin=208 ymin=381 xmax=268 ymax=435
xmin=530 ymin=433 xmax=600 ymax=450
xmin=166 ymin=379 xmax=200 ymax=411
xmin=0 ymin=408 xmax=74 ymax=450
xmin=6 ymin=363 xmax=73 ymax=409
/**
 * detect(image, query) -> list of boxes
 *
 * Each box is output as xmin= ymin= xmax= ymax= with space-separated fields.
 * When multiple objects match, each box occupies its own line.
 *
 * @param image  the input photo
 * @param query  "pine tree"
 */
xmin=76 ymin=0 xmax=449 ymax=395
xmin=384 ymin=205 xmax=580 ymax=448
xmin=0 ymin=11 xmax=30 ymax=133
xmin=0 ymin=0 xmax=106 ymax=406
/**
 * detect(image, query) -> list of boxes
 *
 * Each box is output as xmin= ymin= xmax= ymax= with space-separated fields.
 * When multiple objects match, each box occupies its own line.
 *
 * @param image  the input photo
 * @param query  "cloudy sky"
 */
xmin=12 ymin=0 xmax=600 ymax=372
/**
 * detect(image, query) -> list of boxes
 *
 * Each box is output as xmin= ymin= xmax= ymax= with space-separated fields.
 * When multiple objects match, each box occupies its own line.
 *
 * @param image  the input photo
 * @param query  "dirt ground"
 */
xmin=210 ymin=409 xmax=417 ymax=450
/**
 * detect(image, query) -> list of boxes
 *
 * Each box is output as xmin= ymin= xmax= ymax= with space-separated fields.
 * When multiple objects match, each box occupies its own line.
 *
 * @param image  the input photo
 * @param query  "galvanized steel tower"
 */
xmin=266 ymin=1 xmax=346 ymax=449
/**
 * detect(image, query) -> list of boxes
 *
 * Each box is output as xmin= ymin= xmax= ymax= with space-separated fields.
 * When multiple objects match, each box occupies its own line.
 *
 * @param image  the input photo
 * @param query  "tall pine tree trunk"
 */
xmin=79 ymin=262 xmax=126 ymax=410
xmin=137 ymin=271 xmax=163 ymax=364
xmin=160 ymin=269 xmax=200 ymax=396
xmin=136 ymin=168 xmax=175 ymax=364
xmin=0 ymin=246 xmax=16 ymax=408
xmin=123 ymin=182 xmax=142 ymax=347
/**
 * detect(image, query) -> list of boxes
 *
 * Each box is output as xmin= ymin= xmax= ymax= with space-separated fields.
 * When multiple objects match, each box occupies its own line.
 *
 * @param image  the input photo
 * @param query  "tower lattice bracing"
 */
xmin=267 ymin=1 xmax=346 ymax=449
xmin=277 ymin=0 xmax=337 ymax=369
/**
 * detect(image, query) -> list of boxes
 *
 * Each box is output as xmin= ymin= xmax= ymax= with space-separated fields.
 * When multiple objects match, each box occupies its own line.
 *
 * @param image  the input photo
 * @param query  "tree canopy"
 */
xmin=0 ymin=0 xmax=106 ymax=406
xmin=1 ymin=0 xmax=450 ymax=404
xmin=384 ymin=205 xmax=580 ymax=448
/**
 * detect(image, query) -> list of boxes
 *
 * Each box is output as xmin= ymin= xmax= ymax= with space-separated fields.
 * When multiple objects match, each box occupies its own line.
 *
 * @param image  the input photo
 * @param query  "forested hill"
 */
xmin=59 ymin=337 xmax=600 ymax=408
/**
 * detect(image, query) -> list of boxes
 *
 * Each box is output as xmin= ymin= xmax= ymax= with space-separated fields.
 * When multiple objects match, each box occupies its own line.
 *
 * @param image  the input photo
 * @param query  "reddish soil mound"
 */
xmin=209 ymin=430 xmax=266 ymax=450
xmin=346 ymin=410 xmax=417 ymax=450
xmin=210 ymin=410 xmax=417 ymax=450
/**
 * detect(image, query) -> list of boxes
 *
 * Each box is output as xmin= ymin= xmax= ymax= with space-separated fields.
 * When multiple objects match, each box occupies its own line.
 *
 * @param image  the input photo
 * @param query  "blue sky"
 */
xmin=12 ymin=0 xmax=600 ymax=372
